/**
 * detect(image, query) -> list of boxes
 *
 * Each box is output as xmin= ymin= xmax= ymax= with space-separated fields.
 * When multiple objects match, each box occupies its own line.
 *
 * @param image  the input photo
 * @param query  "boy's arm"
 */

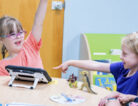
xmin=32 ymin=0 xmax=48 ymax=42
xmin=99 ymin=92 xmax=121 ymax=106
xmin=118 ymin=94 xmax=137 ymax=104
xmin=54 ymin=60 xmax=110 ymax=73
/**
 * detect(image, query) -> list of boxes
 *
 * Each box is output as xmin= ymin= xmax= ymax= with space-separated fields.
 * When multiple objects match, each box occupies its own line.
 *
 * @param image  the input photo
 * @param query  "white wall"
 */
xmin=62 ymin=0 xmax=138 ymax=79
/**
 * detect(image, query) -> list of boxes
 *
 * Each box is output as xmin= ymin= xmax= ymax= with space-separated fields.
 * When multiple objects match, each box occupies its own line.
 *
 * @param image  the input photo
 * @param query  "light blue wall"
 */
xmin=62 ymin=0 xmax=138 ymax=79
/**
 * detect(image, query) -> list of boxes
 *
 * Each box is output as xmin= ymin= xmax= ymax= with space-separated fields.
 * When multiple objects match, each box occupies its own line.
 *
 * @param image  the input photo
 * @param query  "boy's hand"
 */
xmin=98 ymin=92 xmax=120 ymax=106
xmin=98 ymin=96 xmax=108 ymax=106
xmin=118 ymin=94 xmax=136 ymax=104
xmin=118 ymin=94 xmax=130 ymax=104
xmin=53 ymin=62 xmax=69 ymax=73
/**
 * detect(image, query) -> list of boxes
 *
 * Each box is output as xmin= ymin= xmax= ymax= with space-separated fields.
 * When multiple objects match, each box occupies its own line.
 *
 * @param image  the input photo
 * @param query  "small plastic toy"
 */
xmin=67 ymin=73 xmax=78 ymax=88
xmin=80 ymin=71 xmax=97 ymax=94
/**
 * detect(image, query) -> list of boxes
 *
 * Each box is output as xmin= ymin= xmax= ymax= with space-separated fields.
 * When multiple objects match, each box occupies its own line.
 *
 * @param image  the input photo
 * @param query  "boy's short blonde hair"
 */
xmin=122 ymin=32 xmax=138 ymax=55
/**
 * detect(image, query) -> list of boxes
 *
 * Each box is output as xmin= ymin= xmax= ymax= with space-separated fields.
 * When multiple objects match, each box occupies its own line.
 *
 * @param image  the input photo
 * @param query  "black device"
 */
xmin=5 ymin=65 xmax=52 ymax=89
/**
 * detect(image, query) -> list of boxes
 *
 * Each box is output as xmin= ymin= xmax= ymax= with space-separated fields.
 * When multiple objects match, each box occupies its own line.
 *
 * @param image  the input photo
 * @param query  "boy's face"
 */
xmin=120 ymin=44 xmax=138 ymax=70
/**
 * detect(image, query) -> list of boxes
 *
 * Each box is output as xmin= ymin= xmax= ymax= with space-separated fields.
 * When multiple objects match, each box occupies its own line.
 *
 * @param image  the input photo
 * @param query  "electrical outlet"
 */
xmin=52 ymin=1 xmax=64 ymax=10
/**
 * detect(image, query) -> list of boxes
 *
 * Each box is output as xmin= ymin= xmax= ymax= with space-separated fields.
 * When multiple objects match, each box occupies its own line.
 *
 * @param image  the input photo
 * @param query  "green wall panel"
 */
xmin=85 ymin=33 xmax=125 ymax=62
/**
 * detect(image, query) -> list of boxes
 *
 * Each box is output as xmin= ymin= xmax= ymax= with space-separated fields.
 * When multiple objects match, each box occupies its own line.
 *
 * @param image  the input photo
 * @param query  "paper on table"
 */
xmin=50 ymin=93 xmax=85 ymax=104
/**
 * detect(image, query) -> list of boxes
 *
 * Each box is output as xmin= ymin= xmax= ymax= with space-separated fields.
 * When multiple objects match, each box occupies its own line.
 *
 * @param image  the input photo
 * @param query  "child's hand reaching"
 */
xmin=53 ymin=61 xmax=70 ymax=73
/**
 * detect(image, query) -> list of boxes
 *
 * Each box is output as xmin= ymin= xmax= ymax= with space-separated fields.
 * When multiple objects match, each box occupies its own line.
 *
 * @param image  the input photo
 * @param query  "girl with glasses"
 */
xmin=0 ymin=0 xmax=48 ymax=75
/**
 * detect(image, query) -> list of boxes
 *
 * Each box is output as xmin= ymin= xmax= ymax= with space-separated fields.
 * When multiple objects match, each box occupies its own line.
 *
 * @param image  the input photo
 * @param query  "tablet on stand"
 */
xmin=5 ymin=65 xmax=52 ymax=89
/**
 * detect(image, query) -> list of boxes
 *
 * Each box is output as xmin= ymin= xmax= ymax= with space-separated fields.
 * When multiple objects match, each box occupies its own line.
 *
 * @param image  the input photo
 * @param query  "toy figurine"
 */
xmin=67 ymin=73 xmax=78 ymax=88
xmin=80 ymin=71 xmax=97 ymax=94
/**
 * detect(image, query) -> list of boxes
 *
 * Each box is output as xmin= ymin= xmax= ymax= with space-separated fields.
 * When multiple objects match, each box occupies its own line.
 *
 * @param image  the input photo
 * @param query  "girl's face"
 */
xmin=0 ymin=24 xmax=25 ymax=55
xmin=120 ymin=44 xmax=138 ymax=70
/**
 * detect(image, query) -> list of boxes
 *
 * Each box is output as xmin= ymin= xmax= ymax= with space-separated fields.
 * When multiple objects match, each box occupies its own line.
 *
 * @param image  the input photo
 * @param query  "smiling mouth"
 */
xmin=15 ymin=41 xmax=21 ymax=45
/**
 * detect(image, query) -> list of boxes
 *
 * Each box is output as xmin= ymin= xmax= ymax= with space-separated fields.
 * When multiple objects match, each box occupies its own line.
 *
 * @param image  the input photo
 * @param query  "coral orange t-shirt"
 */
xmin=0 ymin=32 xmax=43 ymax=76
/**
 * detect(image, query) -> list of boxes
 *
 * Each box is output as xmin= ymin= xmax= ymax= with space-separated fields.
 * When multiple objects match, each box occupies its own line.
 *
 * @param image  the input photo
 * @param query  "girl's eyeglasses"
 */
xmin=0 ymin=30 xmax=27 ymax=39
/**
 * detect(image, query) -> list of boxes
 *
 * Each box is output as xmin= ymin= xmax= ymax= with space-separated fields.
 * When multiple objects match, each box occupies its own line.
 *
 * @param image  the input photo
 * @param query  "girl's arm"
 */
xmin=53 ymin=60 xmax=110 ymax=73
xmin=32 ymin=0 xmax=48 ymax=42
